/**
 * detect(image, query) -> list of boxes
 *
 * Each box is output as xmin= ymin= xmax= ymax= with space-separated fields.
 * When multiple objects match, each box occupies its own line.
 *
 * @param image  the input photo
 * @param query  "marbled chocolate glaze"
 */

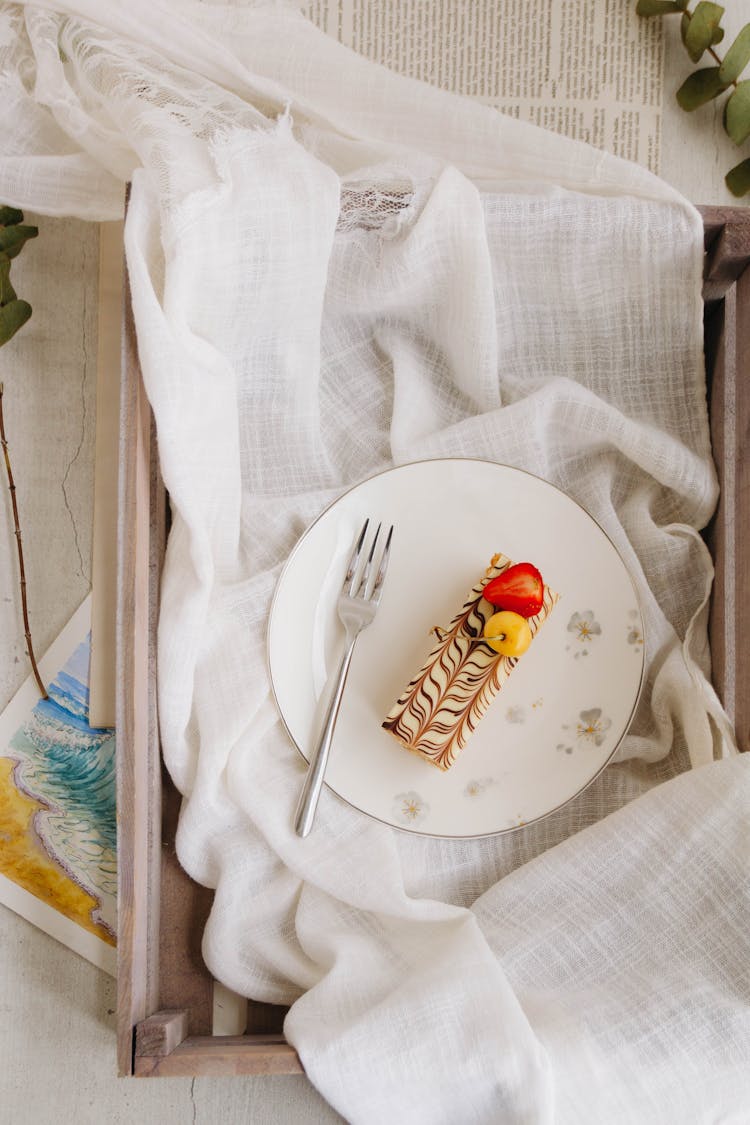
xmin=382 ymin=555 xmax=559 ymax=770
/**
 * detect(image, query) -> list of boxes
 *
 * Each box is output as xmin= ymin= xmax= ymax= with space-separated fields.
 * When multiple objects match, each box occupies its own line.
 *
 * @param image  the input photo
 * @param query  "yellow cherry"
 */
xmin=483 ymin=611 xmax=532 ymax=657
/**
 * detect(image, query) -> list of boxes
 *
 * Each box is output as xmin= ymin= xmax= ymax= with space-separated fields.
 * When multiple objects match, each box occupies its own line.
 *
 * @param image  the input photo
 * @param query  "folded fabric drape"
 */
xmin=2 ymin=2 xmax=747 ymax=1120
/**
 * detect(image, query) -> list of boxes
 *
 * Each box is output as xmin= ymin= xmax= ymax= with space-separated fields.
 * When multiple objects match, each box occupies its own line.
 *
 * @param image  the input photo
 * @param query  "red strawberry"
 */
xmin=483 ymin=562 xmax=544 ymax=618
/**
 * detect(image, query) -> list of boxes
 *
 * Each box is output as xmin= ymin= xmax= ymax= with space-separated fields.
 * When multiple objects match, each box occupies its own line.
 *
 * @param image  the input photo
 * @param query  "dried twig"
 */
xmin=0 ymin=381 xmax=47 ymax=698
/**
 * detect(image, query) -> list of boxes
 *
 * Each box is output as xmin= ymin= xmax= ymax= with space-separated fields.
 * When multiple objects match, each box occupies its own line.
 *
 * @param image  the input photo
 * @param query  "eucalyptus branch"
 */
xmin=0 ymin=206 xmax=46 ymax=699
xmin=637 ymin=1 xmax=750 ymax=196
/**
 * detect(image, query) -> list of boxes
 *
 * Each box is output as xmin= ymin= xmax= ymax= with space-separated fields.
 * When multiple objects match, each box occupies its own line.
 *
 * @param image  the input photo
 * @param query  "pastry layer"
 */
xmin=382 ymin=554 xmax=558 ymax=770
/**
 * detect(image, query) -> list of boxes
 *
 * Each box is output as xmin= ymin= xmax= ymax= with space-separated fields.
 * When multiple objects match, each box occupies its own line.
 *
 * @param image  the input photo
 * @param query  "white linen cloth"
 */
xmin=2 ymin=2 xmax=748 ymax=1120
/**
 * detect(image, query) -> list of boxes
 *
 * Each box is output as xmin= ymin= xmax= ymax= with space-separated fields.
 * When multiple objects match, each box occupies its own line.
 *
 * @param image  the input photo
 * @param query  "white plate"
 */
xmin=268 ymin=459 xmax=644 ymax=838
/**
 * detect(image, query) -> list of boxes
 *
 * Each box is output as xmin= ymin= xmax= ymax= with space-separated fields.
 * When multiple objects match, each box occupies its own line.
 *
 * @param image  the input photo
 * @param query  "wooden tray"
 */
xmin=116 ymin=205 xmax=750 ymax=1078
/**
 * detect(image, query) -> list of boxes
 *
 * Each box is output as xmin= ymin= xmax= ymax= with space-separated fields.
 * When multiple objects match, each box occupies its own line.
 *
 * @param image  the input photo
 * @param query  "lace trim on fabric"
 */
xmin=337 ymin=181 xmax=414 ymax=233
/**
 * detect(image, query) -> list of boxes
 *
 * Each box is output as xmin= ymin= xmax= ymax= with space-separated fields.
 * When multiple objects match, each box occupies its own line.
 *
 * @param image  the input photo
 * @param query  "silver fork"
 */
xmin=294 ymin=518 xmax=394 ymax=837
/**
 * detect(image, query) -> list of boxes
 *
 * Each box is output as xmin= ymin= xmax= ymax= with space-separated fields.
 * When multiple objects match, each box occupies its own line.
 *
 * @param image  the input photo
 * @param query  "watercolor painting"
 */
xmin=0 ymin=596 xmax=116 ymax=975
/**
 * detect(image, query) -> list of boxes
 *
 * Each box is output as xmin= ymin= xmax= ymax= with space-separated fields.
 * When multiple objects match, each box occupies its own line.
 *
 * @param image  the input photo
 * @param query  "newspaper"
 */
xmin=304 ymin=0 xmax=664 ymax=174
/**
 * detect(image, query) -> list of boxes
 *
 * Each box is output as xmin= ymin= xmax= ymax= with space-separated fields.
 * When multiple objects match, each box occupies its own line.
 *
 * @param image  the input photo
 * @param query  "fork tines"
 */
xmin=347 ymin=519 xmax=393 ymax=601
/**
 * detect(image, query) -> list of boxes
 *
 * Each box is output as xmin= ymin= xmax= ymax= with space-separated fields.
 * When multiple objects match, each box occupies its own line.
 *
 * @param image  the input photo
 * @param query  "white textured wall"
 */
xmin=0 ymin=905 xmax=341 ymax=1123
xmin=0 ymin=215 xmax=96 ymax=706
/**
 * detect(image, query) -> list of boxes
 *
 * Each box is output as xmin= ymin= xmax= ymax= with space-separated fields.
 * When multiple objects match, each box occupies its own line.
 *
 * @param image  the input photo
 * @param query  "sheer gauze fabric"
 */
xmin=1 ymin=2 xmax=748 ymax=1121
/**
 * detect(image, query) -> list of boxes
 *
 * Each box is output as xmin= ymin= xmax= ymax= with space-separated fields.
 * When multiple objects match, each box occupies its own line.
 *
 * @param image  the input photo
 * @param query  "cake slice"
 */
xmin=382 ymin=553 xmax=558 ymax=771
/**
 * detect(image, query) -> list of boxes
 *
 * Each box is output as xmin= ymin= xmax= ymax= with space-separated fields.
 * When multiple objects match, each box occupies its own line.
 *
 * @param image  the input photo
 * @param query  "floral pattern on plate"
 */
xmin=565 ymin=610 xmax=602 ymax=658
xmin=464 ymin=777 xmax=496 ymax=798
xmin=505 ymin=698 xmax=543 ymax=724
xmin=392 ymin=790 xmax=429 ymax=824
xmin=507 ymin=814 xmax=528 ymax=829
xmin=557 ymin=707 xmax=612 ymax=754
xmin=626 ymin=609 xmax=644 ymax=651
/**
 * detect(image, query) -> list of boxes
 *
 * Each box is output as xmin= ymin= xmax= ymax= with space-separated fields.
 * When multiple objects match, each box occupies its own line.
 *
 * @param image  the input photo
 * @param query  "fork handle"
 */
xmin=294 ymin=634 xmax=358 ymax=837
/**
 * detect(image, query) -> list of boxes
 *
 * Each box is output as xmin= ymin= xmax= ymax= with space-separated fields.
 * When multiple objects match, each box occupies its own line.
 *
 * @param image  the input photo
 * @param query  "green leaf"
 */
xmin=0 ymin=299 xmax=32 ymax=346
xmin=681 ymin=11 xmax=690 ymax=44
xmin=719 ymin=24 xmax=750 ymax=83
xmin=0 ymin=206 xmax=24 ymax=227
xmin=676 ymin=66 xmax=729 ymax=109
xmin=0 ymin=256 xmax=17 ymax=306
xmin=684 ymin=2 xmax=725 ymax=63
xmin=0 ymin=224 xmax=38 ymax=260
xmin=712 ymin=25 xmax=725 ymax=44
xmin=725 ymin=156 xmax=750 ymax=195
xmin=637 ymin=0 xmax=684 ymax=14
xmin=724 ymin=81 xmax=750 ymax=143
